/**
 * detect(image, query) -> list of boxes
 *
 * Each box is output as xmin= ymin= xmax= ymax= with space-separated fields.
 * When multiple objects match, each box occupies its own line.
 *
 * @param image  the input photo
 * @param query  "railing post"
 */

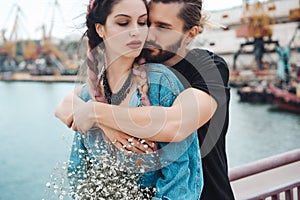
xmin=271 ymin=194 xmax=279 ymax=200
xmin=285 ymin=189 xmax=293 ymax=200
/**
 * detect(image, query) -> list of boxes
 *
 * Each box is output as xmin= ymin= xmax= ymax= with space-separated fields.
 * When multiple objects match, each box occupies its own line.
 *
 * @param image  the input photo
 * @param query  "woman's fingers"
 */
xmin=113 ymin=140 xmax=135 ymax=154
xmin=114 ymin=137 xmax=156 ymax=155
xmin=129 ymin=138 xmax=155 ymax=154
xmin=142 ymin=139 xmax=157 ymax=152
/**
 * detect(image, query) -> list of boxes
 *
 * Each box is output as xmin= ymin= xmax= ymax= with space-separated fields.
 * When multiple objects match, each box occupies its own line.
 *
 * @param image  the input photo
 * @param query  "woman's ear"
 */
xmin=95 ymin=23 xmax=104 ymax=38
xmin=185 ymin=26 xmax=199 ymax=44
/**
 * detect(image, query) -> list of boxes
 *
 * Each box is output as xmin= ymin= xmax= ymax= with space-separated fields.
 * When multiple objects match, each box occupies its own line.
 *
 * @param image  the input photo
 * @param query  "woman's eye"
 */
xmin=118 ymin=22 xmax=129 ymax=26
xmin=138 ymin=21 xmax=147 ymax=26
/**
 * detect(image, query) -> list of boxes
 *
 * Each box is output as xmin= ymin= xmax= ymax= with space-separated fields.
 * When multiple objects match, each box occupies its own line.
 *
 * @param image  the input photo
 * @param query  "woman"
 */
xmin=64 ymin=0 xmax=202 ymax=199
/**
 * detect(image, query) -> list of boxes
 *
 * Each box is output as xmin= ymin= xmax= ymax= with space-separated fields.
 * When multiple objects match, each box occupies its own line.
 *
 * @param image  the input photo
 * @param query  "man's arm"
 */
xmin=55 ymin=87 xmax=217 ymax=142
xmin=92 ymin=87 xmax=217 ymax=142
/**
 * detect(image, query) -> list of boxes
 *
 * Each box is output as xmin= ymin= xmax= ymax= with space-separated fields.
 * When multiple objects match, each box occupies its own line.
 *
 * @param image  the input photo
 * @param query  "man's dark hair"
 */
xmin=151 ymin=0 xmax=202 ymax=31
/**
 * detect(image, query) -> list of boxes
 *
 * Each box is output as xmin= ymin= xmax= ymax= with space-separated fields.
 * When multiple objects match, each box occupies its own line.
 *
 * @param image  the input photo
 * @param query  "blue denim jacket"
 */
xmin=68 ymin=63 xmax=203 ymax=199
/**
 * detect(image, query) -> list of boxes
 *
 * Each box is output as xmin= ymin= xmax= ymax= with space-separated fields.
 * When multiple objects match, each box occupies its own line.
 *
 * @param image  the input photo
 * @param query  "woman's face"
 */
xmin=96 ymin=0 xmax=148 ymax=59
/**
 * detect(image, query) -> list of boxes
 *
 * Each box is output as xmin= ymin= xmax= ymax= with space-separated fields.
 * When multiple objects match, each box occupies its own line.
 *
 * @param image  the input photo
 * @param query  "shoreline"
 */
xmin=0 ymin=72 xmax=78 ymax=83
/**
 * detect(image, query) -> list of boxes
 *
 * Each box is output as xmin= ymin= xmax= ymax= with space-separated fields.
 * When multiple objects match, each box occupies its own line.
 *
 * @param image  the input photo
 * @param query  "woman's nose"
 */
xmin=130 ymin=25 xmax=141 ymax=37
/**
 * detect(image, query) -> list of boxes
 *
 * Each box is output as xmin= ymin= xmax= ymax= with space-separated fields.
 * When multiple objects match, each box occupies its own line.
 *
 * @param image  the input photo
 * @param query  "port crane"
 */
xmin=36 ymin=0 xmax=78 ymax=75
xmin=0 ymin=4 xmax=40 ymax=71
xmin=233 ymin=0 xmax=279 ymax=70
xmin=1 ymin=1 xmax=78 ymax=74
xmin=0 ymin=4 xmax=22 ymax=71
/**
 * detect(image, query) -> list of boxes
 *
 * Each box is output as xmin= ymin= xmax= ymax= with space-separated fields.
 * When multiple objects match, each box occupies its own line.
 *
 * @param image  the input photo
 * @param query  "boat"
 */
xmin=267 ymin=82 xmax=300 ymax=113
xmin=237 ymin=82 xmax=274 ymax=103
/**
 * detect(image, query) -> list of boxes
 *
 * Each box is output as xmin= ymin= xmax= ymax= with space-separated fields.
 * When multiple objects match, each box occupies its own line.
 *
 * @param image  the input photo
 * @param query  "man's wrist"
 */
xmin=89 ymin=101 xmax=97 ymax=128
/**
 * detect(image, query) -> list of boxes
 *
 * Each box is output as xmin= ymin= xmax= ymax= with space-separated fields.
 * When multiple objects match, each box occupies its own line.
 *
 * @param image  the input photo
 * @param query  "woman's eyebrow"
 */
xmin=138 ymin=14 xmax=147 ymax=18
xmin=114 ymin=13 xmax=147 ymax=18
xmin=114 ymin=14 xmax=130 ymax=18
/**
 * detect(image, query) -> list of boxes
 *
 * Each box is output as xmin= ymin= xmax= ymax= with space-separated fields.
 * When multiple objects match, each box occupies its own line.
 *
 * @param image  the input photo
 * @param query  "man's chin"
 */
xmin=146 ymin=46 xmax=160 ymax=55
xmin=142 ymin=49 xmax=171 ymax=63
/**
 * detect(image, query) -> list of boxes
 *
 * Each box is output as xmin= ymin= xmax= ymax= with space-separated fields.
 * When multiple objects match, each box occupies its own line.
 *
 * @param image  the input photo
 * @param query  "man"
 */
xmin=56 ymin=0 xmax=234 ymax=199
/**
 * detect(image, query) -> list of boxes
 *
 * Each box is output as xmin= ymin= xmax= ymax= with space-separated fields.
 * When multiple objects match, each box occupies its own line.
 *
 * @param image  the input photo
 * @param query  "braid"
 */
xmin=86 ymin=47 xmax=107 ymax=102
xmin=132 ymin=63 xmax=151 ymax=106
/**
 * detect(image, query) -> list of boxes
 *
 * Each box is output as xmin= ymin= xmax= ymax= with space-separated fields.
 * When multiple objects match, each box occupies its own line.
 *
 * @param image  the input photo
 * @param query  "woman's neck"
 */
xmin=105 ymin=56 xmax=134 ymax=93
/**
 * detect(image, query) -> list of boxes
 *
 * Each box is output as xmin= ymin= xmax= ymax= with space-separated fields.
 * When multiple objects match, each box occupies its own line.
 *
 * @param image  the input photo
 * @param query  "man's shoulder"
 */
xmin=187 ymin=48 xmax=228 ymax=69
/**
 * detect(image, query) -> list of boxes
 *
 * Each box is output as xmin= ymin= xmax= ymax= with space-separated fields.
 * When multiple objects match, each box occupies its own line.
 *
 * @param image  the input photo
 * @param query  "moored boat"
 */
xmin=237 ymin=84 xmax=274 ymax=103
xmin=267 ymin=82 xmax=300 ymax=113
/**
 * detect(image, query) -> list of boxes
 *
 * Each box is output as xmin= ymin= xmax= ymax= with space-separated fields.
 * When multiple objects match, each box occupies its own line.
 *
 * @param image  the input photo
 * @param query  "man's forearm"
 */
xmin=94 ymin=103 xmax=179 ymax=142
xmin=93 ymin=88 xmax=217 ymax=142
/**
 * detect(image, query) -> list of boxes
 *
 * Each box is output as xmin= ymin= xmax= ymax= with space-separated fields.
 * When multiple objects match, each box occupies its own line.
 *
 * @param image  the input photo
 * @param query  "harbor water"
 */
xmin=0 ymin=81 xmax=299 ymax=199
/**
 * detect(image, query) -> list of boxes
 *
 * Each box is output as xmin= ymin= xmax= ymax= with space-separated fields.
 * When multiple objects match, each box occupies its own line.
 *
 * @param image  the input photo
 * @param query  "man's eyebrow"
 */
xmin=154 ymin=21 xmax=172 ymax=28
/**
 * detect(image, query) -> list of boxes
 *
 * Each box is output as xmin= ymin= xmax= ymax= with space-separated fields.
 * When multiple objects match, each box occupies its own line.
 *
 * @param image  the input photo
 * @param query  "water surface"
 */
xmin=0 ymin=82 xmax=299 ymax=199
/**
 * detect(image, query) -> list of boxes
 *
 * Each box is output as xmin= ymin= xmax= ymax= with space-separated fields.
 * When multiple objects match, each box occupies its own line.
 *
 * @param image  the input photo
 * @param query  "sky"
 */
xmin=0 ymin=0 xmax=243 ymax=40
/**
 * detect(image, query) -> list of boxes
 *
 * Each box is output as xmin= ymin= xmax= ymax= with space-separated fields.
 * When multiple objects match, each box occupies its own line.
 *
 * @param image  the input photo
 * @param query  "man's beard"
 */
xmin=142 ymin=37 xmax=183 ymax=63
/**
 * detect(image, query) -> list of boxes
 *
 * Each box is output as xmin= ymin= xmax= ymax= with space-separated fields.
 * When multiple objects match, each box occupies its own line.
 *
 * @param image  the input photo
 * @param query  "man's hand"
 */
xmin=71 ymin=97 xmax=97 ymax=133
xmin=55 ymin=92 xmax=76 ymax=128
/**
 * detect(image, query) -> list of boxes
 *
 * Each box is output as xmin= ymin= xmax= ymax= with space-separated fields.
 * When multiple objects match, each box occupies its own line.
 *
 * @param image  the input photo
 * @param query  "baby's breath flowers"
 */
xmin=45 ymin=130 xmax=156 ymax=199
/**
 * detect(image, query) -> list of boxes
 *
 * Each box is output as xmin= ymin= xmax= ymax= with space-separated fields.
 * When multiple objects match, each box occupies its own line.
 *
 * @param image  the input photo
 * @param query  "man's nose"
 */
xmin=146 ymin=27 xmax=156 ymax=42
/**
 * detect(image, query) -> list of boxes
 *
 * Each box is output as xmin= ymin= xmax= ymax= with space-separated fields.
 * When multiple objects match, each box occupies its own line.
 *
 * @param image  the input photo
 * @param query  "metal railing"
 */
xmin=229 ymin=149 xmax=300 ymax=200
xmin=245 ymin=180 xmax=300 ymax=200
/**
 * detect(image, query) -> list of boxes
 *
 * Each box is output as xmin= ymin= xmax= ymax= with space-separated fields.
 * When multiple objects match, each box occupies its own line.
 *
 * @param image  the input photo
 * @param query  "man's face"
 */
xmin=143 ymin=2 xmax=187 ymax=63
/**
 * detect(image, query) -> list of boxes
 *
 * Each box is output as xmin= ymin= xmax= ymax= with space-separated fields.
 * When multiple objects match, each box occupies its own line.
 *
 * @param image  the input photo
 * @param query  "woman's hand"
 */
xmin=101 ymin=125 xmax=157 ymax=155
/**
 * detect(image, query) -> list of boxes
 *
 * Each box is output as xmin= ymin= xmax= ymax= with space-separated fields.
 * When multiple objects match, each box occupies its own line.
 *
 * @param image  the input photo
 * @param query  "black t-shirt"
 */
xmin=172 ymin=49 xmax=234 ymax=200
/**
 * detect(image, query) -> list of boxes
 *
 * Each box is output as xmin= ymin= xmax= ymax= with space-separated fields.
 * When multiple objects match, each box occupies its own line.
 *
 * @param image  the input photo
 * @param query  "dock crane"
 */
xmin=0 ymin=4 xmax=22 ymax=71
xmin=37 ymin=0 xmax=78 ymax=75
xmin=233 ymin=0 xmax=278 ymax=70
xmin=288 ymin=0 xmax=300 ymax=21
xmin=1 ymin=4 xmax=39 ymax=71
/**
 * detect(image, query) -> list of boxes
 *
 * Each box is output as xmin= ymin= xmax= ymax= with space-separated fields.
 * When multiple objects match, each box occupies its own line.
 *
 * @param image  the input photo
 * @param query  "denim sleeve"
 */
xmin=67 ymin=85 xmax=92 ymax=185
xmin=154 ymin=133 xmax=202 ymax=200
xmin=68 ymin=132 xmax=88 ymax=185
xmin=148 ymin=65 xmax=203 ymax=200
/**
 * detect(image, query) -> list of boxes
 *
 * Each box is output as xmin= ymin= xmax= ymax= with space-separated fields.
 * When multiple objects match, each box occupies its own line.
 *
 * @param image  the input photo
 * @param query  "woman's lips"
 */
xmin=127 ymin=40 xmax=142 ymax=49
